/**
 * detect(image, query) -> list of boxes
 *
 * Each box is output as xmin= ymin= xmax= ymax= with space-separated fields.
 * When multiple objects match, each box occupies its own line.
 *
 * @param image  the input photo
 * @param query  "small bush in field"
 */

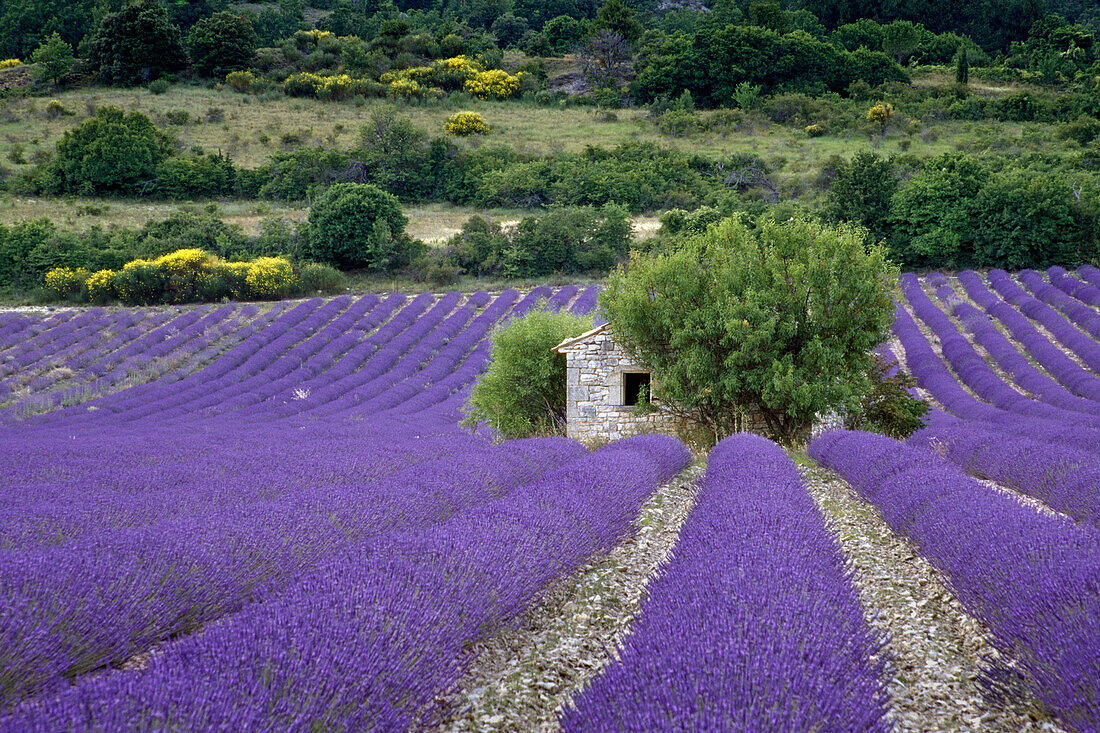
xmin=444 ymin=111 xmax=490 ymax=136
xmin=805 ymin=123 xmax=826 ymax=137
xmin=43 ymin=267 xmax=90 ymax=298
xmin=244 ymin=257 xmax=298 ymax=299
xmin=44 ymin=100 xmax=70 ymax=119
xmin=85 ymin=269 xmax=116 ymax=303
xmin=226 ymin=70 xmax=257 ymax=93
xmin=462 ymin=306 xmax=594 ymax=439
xmin=298 ymin=262 xmax=346 ymax=294
xmin=149 ymin=79 xmax=170 ymax=95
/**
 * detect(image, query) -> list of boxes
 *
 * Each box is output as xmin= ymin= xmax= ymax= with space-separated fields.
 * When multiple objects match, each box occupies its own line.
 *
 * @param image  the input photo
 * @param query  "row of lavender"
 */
xmin=882 ymin=267 xmax=1100 ymax=730
xmin=0 ymin=286 xmax=699 ymax=730
xmin=562 ymin=434 xmax=889 ymax=731
xmin=1 ymin=434 xmax=690 ymax=730
xmin=898 ymin=267 xmax=1100 ymax=519
xmin=810 ymin=430 xmax=1100 ymax=732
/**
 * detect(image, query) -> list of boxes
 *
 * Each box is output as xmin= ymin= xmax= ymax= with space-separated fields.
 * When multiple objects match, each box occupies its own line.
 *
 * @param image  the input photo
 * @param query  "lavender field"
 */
xmin=0 ymin=267 xmax=1098 ymax=731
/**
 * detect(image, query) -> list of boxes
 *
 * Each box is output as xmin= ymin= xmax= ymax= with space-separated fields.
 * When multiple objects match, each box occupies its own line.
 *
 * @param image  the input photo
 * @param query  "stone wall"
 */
xmin=560 ymin=329 xmax=674 ymax=443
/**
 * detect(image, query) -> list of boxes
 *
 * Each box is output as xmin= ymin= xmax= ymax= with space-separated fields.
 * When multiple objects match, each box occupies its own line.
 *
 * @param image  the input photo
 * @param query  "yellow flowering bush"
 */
xmin=85 ymin=269 xmax=116 ymax=303
xmin=464 ymin=69 xmax=523 ymax=100
xmin=805 ymin=123 xmax=826 ymax=137
xmin=225 ymin=70 xmax=257 ymax=93
xmin=283 ymin=72 xmax=325 ymax=96
xmin=244 ymin=257 xmax=299 ymax=299
xmin=283 ymin=72 xmax=383 ymax=100
xmin=41 ymin=250 xmax=306 ymax=304
xmin=866 ymin=102 xmax=894 ymax=129
xmin=155 ymin=248 xmax=208 ymax=274
xmin=0 ymin=59 xmax=21 ymax=69
xmin=444 ymin=111 xmax=490 ymax=136
xmin=43 ymin=267 xmax=90 ymax=298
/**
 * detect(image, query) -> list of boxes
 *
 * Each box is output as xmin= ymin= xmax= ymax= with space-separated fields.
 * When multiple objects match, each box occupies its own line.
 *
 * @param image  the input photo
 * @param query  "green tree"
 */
xmin=81 ymin=0 xmax=188 ymax=85
xmin=954 ymin=45 xmax=969 ymax=83
xmin=43 ymin=106 xmax=170 ymax=195
xmin=305 ymin=182 xmax=410 ymax=271
xmin=824 ymin=151 xmax=898 ymax=241
xmin=462 ymin=307 xmax=595 ymax=439
xmin=599 ymin=216 xmax=898 ymax=443
xmin=543 ymin=14 xmax=586 ymax=52
xmin=187 ymin=11 xmax=257 ymax=76
xmin=356 ymin=106 xmax=432 ymax=200
xmin=29 ymin=32 xmax=75 ymax=85
xmin=888 ymin=154 xmax=987 ymax=266
xmin=883 ymin=20 xmax=922 ymax=64
xmin=590 ymin=0 xmax=642 ymax=44
xmin=969 ymin=172 xmax=1094 ymax=269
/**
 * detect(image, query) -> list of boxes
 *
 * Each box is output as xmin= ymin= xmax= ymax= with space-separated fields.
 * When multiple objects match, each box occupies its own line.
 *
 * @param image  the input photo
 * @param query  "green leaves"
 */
xmin=600 ymin=216 xmax=897 ymax=443
xmin=462 ymin=307 xmax=594 ymax=440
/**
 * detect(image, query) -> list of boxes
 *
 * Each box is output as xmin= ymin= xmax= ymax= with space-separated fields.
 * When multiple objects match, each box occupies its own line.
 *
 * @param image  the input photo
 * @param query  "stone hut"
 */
xmin=552 ymin=324 xmax=845 ymax=444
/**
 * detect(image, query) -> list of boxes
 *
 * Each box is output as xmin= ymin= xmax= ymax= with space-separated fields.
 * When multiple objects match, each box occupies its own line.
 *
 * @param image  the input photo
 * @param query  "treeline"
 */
xmin=4 ymin=0 xmax=1097 ymax=103
xmin=819 ymin=151 xmax=1097 ymax=270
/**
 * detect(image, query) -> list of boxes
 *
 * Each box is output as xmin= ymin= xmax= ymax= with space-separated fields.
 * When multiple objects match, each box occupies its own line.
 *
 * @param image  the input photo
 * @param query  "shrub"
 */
xmin=866 ymin=102 xmax=893 ymax=130
xmin=250 ymin=146 xmax=349 ymax=200
xmin=805 ymin=123 xmax=826 ymax=137
xmin=825 ymin=151 xmax=898 ymax=241
xmin=0 ymin=59 xmax=21 ymax=69
xmin=73 ymin=249 xmax=302 ymax=305
xmin=244 ymin=256 xmax=298 ymax=298
xmin=464 ymin=69 xmax=523 ymax=100
xmin=43 ymin=267 xmax=90 ymax=299
xmin=154 ymin=152 xmax=237 ymax=199
xmin=298 ymin=262 xmax=346 ymax=294
xmin=462 ymin=307 xmax=595 ymax=439
xmin=85 ymin=269 xmax=116 ymax=303
xmin=188 ymin=12 xmax=258 ymax=77
xmin=44 ymin=100 xmax=69 ymax=119
xmin=43 ymin=106 xmax=169 ymax=195
xmin=1058 ymin=115 xmax=1100 ymax=147
xmin=849 ymin=353 xmax=928 ymax=438
xmin=148 ymin=78 xmax=169 ymax=94
xmin=225 ymin=70 xmax=257 ymax=93
xmin=304 ymin=182 xmax=410 ymax=271
xmin=444 ymin=111 xmax=490 ymax=136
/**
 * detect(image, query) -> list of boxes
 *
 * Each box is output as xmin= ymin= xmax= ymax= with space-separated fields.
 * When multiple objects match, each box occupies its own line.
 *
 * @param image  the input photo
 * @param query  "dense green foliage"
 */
xmin=187 ymin=12 xmax=258 ymax=77
xmin=600 ymin=216 xmax=898 ymax=443
xmin=462 ymin=307 xmax=594 ymax=439
xmin=42 ymin=107 xmax=171 ymax=196
xmin=437 ymin=205 xmax=632 ymax=278
xmin=80 ymin=0 xmax=188 ymax=85
xmin=0 ymin=212 xmax=310 ymax=290
xmin=824 ymin=151 xmax=899 ymax=241
xmin=29 ymin=32 xmax=75 ymax=85
xmin=634 ymin=24 xmax=908 ymax=106
xmin=849 ymin=353 xmax=929 ymax=438
xmin=304 ymin=182 xmax=414 ymax=270
xmin=885 ymin=154 xmax=1096 ymax=269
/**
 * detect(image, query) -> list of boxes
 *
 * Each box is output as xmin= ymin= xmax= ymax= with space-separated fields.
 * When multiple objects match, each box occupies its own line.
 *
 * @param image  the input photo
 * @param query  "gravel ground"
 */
xmin=421 ymin=465 xmax=704 ymax=732
xmin=801 ymin=463 xmax=1063 ymax=733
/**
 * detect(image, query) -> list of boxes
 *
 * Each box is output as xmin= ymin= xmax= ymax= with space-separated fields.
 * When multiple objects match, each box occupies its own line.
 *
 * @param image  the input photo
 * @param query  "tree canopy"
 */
xmin=599 ymin=216 xmax=898 ymax=443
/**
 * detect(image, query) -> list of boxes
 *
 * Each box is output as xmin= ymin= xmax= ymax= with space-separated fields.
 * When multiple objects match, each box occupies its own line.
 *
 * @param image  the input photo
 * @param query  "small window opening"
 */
xmin=623 ymin=372 xmax=652 ymax=406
